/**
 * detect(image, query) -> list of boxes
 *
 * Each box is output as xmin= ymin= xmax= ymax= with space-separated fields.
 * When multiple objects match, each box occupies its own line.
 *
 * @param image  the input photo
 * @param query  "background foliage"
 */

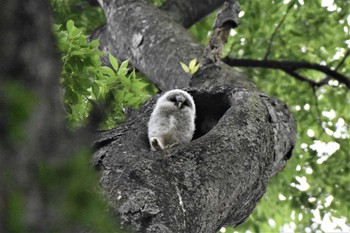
xmin=50 ymin=0 xmax=349 ymax=232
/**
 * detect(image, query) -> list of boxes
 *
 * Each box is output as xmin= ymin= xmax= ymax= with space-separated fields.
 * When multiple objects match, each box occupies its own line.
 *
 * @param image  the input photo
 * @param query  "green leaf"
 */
xmin=71 ymin=27 xmax=82 ymax=38
xmin=131 ymin=81 xmax=148 ymax=90
xmin=90 ymin=55 xmax=102 ymax=67
xmin=92 ymin=83 xmax=100 ymax=99
xmin=115 ymin=90 xmax=125 ymax=102
xmin=66 ymin=20 xmax=74 ymax=34
xmin=53 ymin=24 xmax=61 ymax=31
xmin=127 ymin=96 xmax=142 ymax=106
xmin=180 ymin=59 xmax=199 ymax=75
xmin=119 ymin=60 xmax=129 ymax=70
xmin=98 ymin=66 xmax=115 ymax=78
xmin=117 ymin=60 xmax=129 ymax=77
xmin=70 ymin=50 xmax=87 ymax=56
xmin=117 ymin=68 xmax=129 ymax=77
xmin=124 ymin=92 xmax=134 ymax=101
xmin=89 ymin=39 xmax=100 ymax=48
xmin=120 ymin=76 xmax=131 ymax=87
xmin=109 ymin=53 xmax=119 ymax=71
xmin=189 ymin=58 xmax=197 ymax=69
xmin=180 ymin=61 xmax=190 ymax=73
xmin=190 ymin=64 xmax=199 ymax=75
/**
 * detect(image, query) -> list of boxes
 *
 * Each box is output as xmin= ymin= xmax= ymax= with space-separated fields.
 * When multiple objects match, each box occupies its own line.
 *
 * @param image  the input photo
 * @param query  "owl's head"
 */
xmin=164 ymin=89 xmax=195 ymax=110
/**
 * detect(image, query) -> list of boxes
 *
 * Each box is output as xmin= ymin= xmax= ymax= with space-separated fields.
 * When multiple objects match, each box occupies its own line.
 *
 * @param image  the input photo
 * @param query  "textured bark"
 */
xmin=96 ymin=0 xmax=204 ymax=90
xmin=93 ymin=0 xmax=297 ymax=232
xmin=93 ymin=88 xmax=295 ymax=233
xmin=90 ymin=0 xmax=225 ymax=71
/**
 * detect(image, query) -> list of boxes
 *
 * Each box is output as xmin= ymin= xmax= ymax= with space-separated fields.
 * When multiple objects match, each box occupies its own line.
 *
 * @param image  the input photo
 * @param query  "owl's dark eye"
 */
xmin=168 ymin=96 xmax=177 ymax=103
xmin=183 ymin=100 xmax=190 ymax=107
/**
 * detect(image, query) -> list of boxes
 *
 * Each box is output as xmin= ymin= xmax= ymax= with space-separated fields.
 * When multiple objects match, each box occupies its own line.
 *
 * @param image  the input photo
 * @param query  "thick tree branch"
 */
xmin=93 ymin=1 xmax=297 ymax=232
xmin=90 ymin=0 xmax=226 ymax=66
xmin=94 ymin=0 xmax=206 ymax=90
xmin=223 ymin=57 xmax=350 ymax=89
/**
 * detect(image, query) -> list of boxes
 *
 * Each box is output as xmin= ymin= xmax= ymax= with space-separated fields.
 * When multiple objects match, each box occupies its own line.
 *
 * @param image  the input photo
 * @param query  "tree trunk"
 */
xmin=0 ymin=0 xmax=98 ymax=232
xmin=93 ymin=0 xmax=297 ymax=232
xmin=0 ymin=0 xmax=64 ymax=231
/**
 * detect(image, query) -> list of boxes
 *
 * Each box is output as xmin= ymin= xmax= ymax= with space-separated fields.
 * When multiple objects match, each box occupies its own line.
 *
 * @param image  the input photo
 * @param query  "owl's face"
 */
xmin=154 ymin=89 xmax=195 ymax=115
xmin=166 ymin=93 xmax=193 ymax=110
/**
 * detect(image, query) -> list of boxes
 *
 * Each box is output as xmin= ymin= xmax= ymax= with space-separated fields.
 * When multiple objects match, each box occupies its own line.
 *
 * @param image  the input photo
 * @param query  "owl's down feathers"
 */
xmin=148 ymin=89 xmax=196 ymax=151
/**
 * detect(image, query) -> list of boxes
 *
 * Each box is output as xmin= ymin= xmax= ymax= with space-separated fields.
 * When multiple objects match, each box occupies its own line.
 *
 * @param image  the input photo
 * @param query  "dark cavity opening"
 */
xmin=189 ymin=91 xmax=231 ymax=140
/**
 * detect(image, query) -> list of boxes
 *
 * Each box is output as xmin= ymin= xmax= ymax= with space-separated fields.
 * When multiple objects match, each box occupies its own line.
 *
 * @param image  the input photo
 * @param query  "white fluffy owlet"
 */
xmin=148 ymin=89 xmax=196 ymax=151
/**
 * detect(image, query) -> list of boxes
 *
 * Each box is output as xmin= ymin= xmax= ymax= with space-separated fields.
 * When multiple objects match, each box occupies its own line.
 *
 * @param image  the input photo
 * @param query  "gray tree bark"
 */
xmin=93 ymin=0 xmax=297 ymax=232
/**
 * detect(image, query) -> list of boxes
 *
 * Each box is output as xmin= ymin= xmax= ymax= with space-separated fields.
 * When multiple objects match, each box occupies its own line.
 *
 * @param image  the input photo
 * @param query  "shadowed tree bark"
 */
xmin=92 ymin=0 xmax=297 ymax=232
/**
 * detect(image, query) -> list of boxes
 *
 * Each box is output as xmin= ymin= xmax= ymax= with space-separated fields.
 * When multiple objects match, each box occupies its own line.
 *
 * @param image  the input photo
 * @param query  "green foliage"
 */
xmin=50 ymin=0 xmax=106 ymax=33
xmin=37 ymin=150 xmax=125 ymax=232
xmin=189 ymin=12 xmax=218 ymax=45
xmin=2 ymin=81 xmax=37 ymax=143
xmin=190 ymin=0 xmax=350 ymax=232
xmin=7 ymin=191 xmax=25 ymax=233
xmin=55 ymin=20 xmax=154 ymax=129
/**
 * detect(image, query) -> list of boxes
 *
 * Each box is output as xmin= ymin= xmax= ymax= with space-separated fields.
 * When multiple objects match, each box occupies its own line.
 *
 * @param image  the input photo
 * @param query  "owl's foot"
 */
xmin=150 ymin=137 xmax=162 ymax=151
xmin=165 ymin=143 xmax=179 ymax=149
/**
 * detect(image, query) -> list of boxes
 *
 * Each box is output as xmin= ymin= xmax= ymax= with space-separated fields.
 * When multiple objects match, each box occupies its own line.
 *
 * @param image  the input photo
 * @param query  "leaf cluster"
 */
xmin=55 ymin=20 xmax=155 ymax=129
xmin=37 ymin=150 xmax=124 ymax=232
xmin=180 ymin=58 xmax=200 ymax=75
xmin=50 ymin=0 xmax=106 ymax=33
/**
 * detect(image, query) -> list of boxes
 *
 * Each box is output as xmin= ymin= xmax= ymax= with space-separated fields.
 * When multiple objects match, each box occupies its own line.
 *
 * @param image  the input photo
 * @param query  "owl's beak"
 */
xmin=176 ymin=101 xmax=183 ymax=109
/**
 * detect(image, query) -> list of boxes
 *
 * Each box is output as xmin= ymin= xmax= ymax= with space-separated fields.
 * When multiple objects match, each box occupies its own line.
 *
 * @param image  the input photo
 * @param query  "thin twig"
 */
xmin=311 ymin=86 xmax=324 ymax=136
xmin=283 ymin=70 xmax=318 ymax=86
xmin=264 ymin=2 xmax=294 ymax=60
xmin=315 ymin=48 xmax=350 ymax=86
xmin=223 ymin=57 xmax=350 ymax=89
xmin=335 ymin=48 xmax=350 ymax=71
